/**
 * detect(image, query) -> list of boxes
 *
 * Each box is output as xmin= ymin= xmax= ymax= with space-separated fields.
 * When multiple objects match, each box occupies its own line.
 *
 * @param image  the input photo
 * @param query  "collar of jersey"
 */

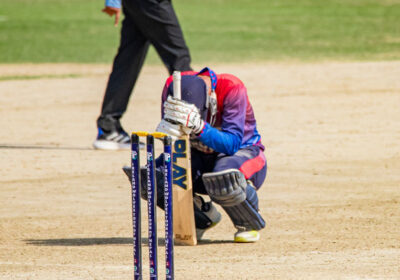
xmin=197 ymin=67 xmax=217 ymax=92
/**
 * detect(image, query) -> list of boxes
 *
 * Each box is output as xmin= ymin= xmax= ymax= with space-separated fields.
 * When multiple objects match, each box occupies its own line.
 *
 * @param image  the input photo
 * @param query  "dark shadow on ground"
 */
xmin=0 ymin=144 xmax=92 ymax=151
xmin=197 ymin=239 xmax=234 ymax=245
xmin=25 ymin=237 xmax=133 ymax=246
xmin=24 ymin=237 xmax=233 ymax=246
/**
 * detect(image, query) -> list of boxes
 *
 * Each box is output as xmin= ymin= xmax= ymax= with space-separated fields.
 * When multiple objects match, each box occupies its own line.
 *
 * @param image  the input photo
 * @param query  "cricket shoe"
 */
xmin=234 ymin=229 xmax=260 ymax=243
xmin=93 ymin=127 xmax=131 ymax=150
xmin=194 ymin=195 xmax=222 ymax=240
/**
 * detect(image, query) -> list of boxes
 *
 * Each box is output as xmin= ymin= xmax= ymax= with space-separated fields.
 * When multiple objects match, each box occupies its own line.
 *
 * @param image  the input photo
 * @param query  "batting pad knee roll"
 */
xmin=202 ymin=169 xmax=247 ymax=207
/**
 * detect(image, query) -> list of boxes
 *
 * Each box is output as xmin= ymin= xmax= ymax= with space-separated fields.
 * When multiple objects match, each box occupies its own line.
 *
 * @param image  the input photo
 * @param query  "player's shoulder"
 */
xmin=217 ymin=73 xmax=244 ymax=85
xmin=216 ymin=73 xmax=246 ymax=99
xmin=217 ymin=73 xmax=245 ymax=89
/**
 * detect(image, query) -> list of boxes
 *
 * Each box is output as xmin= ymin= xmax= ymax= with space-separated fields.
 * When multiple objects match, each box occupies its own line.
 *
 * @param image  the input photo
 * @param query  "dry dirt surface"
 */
xmin=0 ymin=62 xmax=399 ymax=280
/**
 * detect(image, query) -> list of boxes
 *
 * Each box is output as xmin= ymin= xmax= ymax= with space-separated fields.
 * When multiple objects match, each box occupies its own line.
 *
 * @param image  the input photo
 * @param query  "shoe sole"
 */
xmin=234 ymin=232 xmax=260 ymax=243
xmin=93 ymin=140 xmax=131 ymax=150
xmin=234 ymin=236 xmax=259 ymax=243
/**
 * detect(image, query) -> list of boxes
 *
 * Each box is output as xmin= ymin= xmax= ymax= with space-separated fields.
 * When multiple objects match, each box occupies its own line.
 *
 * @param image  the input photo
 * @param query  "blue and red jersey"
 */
xmin=161 ymin=69 xmax=264 ymax=156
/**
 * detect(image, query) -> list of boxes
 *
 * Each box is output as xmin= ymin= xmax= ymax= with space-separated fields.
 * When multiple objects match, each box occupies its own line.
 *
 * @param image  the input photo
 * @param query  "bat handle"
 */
xmin=172 ymin=71 xmax=181 ymax=100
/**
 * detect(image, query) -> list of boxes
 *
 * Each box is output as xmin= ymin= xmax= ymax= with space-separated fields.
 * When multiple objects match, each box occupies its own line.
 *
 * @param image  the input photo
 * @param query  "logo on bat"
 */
xmin=173 ymin=139 xmax=187 ymax=190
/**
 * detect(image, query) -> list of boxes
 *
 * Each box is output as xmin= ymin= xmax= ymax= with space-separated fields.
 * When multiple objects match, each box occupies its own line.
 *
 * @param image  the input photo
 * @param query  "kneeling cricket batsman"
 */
xmin=157 ymin=67 xmax=267 ymax=242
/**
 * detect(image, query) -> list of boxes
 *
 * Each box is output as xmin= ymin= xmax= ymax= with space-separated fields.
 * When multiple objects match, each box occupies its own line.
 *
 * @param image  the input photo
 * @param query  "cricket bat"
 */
xmin=172 ymin=71 xmax=197 ymax=246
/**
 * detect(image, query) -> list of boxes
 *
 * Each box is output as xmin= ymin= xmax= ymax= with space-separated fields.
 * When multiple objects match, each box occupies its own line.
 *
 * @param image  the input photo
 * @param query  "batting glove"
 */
xmin=164 ymin=96 xmax=205 ymax=135
xmin=155 ymin=119 xmax=183 ymax=141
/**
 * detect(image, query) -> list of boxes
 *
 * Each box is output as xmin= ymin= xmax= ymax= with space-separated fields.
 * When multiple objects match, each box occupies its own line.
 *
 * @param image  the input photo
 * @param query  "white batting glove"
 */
xmin=164 ymin=96 xmax=205 ymax=135
xmin=155 ymin=119 xmax=183 ymax=141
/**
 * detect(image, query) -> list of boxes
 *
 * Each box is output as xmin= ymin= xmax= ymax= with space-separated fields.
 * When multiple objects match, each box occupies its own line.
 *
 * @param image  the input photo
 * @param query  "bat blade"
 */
xmin=172 ymin=70 xmax=197 ymax=246
xmin=172 ymin=135 xmax=197 ymax=245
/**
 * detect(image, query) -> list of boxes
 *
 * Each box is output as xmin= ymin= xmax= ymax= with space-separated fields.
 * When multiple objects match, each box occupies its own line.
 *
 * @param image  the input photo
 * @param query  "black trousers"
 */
xmin=98 ymin=0 xmax=192 ymax=130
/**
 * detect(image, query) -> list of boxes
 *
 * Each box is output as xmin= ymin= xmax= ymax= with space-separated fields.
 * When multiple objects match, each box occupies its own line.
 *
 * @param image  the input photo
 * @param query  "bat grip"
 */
xmin=172 ymin=71 xmax=181 ymax=100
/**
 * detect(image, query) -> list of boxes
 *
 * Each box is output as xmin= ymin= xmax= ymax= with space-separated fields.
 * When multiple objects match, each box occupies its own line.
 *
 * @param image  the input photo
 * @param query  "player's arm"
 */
xmin=163 ymin=85 xmax=247 ymax=155
xmin=197 ymin=86 xmax=247 ymax=155
xmin=102 ymin=0 xmax=121 ymax=26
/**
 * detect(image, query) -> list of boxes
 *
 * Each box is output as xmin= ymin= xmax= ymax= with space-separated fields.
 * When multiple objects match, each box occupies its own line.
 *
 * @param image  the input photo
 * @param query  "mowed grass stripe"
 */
xmin=0 ymin=74 xmax=82 ymax=81
xmin=0 ymin=0 xmax=399 ymax=63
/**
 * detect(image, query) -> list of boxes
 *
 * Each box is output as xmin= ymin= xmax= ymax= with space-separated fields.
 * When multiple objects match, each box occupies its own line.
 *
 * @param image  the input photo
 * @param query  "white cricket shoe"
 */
xmin=234 ymin=230 xmax=260 ymax=243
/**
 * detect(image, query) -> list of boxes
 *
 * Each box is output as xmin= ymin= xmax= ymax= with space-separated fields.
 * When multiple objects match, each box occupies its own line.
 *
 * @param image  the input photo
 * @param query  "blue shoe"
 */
xmin=93 ymin=127 xmax=130 ymax=150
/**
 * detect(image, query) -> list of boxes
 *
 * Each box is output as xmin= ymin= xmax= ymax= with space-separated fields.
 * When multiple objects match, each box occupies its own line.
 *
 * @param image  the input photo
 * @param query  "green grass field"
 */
xmin=0 ymin=0 xmax=399 ymax=63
